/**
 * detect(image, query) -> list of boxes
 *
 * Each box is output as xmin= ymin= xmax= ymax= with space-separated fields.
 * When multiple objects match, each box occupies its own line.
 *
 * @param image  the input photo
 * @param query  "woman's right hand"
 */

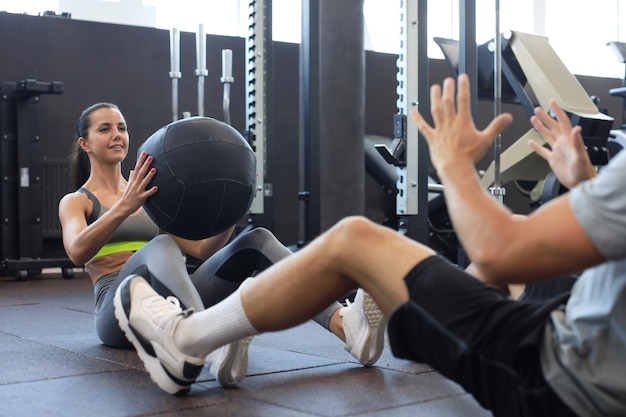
xmin=117 ymin=151 xmax=158 ymax=215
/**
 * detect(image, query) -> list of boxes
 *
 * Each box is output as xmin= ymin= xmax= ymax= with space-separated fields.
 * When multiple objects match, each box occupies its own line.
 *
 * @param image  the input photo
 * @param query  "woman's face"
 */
xmin=80 ymin=107 xmax=129 ymax=163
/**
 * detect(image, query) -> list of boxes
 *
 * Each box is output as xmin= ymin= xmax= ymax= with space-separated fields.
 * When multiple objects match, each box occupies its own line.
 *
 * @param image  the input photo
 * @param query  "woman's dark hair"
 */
xmin=69 ymin=102 xmax=121 ymax=189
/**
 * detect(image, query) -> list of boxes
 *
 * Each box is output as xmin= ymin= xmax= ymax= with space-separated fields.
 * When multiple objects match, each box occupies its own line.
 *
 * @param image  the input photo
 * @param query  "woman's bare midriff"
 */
xmin=86 ymin=251 xmax=134 ymax=285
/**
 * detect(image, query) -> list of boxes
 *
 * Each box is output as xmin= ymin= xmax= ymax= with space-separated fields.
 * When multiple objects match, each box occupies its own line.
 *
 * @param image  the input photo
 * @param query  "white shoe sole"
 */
xmin=113 ymin=277 xmax=193 ymax=396
xmin=356 ymin=291 xmax=387 ymax=366
xmin=208 ymin=336 xmax=253 ymax=388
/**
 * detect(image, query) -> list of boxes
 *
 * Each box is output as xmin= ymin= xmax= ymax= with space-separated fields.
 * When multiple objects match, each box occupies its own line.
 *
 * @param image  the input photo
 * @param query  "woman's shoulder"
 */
xmin=59 ymin=188 xmax=96 ymax=218
xmin=60 ymin=189 xmax=91 ymax=206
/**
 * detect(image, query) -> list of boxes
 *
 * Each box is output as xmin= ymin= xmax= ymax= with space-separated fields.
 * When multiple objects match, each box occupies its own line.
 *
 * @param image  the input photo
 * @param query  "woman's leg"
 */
xmin=119 ymin=234 xmax=204 ymax=309
xmin=191 ymin=227 xmax=291 ymax=307
xmin=191 ymin=227 xmax=342 ymax=329
xmin=95 ymin=234 xmax=203 ymax=348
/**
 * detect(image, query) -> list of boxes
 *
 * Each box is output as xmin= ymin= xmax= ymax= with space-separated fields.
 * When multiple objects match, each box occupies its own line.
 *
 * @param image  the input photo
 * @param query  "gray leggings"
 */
xmin=94 ymin=228 xmax=342 ymax=348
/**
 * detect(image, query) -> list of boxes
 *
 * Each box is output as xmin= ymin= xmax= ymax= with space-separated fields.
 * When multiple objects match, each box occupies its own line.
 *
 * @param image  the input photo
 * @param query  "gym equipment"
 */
xmin=195 ymin=24 xmax=208 ymax=117
xmin=434 ymin=31 xmax=613 ymax=193
xmin=481 ymin=31 xmax=613 ymax=189
xmin=245 ymin=0 xmax=271 ymax=219
xmin=162 ymin=10 xmax=270 ymax=237
xmin=138 ymin=116 xmax=257 ymax=240
xmin=169 ymin=27 xmax=181 ymax=122
xmin=374 ymin=0 xmax=430 ymax=242
xmin=0 ymin=79 xmax=74 ymax=279
xmin=491 ymin=0 xmax=504 ymax=204
xmin=221 ymin=49 xmax=234 ymax=125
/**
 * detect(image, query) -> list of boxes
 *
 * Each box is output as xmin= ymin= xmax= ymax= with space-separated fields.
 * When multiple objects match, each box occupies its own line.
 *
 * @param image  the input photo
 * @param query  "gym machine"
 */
xmin=375 ymin=1 xmax=613 ymax=261
xmin=374 ymin=0 xmax=479 ymax=262
xmin=433 ymin=31 xmax=613 ymax=205
xmin=480 ymin=31 xmax=613 ymax=192
xmin=0 ymin=79 xmax=75 ymax=279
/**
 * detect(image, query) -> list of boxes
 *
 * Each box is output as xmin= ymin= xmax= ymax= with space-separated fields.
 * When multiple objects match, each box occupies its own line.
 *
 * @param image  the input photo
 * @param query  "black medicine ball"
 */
xmin=138 ymin=116 xmax=256 ymax=240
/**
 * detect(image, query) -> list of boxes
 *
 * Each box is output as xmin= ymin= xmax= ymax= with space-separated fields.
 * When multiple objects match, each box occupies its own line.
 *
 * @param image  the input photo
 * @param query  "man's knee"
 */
xmin=329 ymin=215 xmax=375 ymax=238
xmin=324 ymin=216 xmax=380 ymax=258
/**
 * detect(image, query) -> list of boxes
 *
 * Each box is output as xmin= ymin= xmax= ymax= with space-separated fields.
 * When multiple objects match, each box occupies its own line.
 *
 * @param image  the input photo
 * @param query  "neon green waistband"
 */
xmin=91 ymin=241 xmax=148 ymax=260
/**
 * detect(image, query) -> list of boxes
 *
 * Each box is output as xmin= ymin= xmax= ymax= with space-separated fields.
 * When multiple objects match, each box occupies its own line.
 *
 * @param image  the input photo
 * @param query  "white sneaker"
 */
xmin=114 ymin=275 xmax=205 ymax=395
xmin=340 ymin=289 xmax=387 ymax=366
xmin=206 ymin=336 xmax=254 ymax=388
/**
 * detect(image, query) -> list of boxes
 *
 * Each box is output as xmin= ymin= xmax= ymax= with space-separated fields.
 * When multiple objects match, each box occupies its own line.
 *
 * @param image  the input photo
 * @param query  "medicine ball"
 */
xmin=138 ymin=116 xmax=256 ymax=240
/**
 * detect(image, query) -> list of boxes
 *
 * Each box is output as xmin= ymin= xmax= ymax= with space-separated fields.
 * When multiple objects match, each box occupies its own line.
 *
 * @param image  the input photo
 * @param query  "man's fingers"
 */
xmin=484 ymin=113 xmax=513 ymax=138
xmin=456 ymin=74 xmax=470 ymax=119
xmin=549 ymin=99 xmax=573 ymax=131
xmin=410 ymin=110 xmax=434 ymax=139
xmin=441 ymin=77 xmax=456 ymax=122
xmin=529 ymin=139 xmax=551 ymax=161
xmin=531 ymin=116 xmax=551 ymax=142
xmin=430 ymin=83 xmax=443 ymax=127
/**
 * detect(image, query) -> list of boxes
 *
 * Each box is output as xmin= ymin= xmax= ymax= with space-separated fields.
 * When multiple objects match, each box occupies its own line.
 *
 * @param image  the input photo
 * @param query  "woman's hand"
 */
xmin=116 ymin=151 xmax=158 ymax=215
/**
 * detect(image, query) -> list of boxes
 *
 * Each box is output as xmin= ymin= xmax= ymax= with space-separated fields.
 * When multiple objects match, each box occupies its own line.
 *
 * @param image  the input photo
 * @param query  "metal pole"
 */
xmin=490 ymin=0 xmax=505 ymax=204
xmin=221 ymin=49 xmax=234 ymax=125
xmin=169 ymin=27 xmax=181 ymax=122
xmin=459 ymin=0 xmax=477 ymax=115
xmin=195 ymin=24 xmax=208 ymax=117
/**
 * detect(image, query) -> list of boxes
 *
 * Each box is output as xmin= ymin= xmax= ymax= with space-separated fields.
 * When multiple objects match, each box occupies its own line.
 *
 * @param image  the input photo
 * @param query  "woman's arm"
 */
xmin=59 ymin=192 xmax=129 ymax=265
xmin=59 ymin=153 xmax=157 ymax=266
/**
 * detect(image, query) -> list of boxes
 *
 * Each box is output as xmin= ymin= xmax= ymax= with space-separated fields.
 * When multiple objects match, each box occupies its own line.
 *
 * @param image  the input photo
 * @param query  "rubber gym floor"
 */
xmin=0 ymin=269 xmax=492 ymax=417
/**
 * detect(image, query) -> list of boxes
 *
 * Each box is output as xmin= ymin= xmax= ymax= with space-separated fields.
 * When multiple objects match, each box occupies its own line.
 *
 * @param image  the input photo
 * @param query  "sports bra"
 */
xmin=78 ymin=187 xmax=160 ymax=260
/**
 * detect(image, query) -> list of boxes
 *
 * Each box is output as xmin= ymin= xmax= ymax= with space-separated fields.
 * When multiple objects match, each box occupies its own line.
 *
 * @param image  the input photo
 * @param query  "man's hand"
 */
xmin=410 ymin=74 xmax=513 ymax=174
xmin=529 ymin=100 xmax=597 ymax=189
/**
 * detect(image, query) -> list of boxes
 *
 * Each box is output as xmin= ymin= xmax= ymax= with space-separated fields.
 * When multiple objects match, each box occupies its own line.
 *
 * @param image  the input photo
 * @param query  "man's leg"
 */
xmin=115 ymin=216 xmax=433 ymax=363
xmin=239 ymin=216 xmax=434 ymax=332
xmin=387 ymin=256 xmax=575 ymax=417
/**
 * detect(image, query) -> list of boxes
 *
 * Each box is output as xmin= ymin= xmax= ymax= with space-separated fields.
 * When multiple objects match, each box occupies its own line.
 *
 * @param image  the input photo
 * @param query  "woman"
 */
xmin=58 ymin=102 xmax=384 ymax=387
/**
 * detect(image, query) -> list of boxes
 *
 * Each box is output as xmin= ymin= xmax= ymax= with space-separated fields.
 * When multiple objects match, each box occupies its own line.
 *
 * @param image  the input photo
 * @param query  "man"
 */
xmin=115 ymin=75 xmax=625 ymax=417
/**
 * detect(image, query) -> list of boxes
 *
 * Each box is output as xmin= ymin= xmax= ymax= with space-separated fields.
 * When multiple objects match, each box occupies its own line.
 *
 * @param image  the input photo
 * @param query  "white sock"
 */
xmin=174 ymin=278 xmax=258 ymax=358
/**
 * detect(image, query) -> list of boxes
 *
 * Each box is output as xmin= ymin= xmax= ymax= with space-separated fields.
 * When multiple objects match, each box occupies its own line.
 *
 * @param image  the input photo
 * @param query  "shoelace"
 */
xmin=339 ymin=298 xmax=353 ymax=318
xmin=165 ymin=296 xmax=181 ymax=309
xmin=147 ymin=295 xmax=182 ymax=329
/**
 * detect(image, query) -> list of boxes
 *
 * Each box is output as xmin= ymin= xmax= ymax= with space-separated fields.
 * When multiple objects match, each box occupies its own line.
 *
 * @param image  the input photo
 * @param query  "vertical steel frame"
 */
xmin=245 ymin=0 xmax=271 ymax=216
xmin=395 ymin=0 xmax=429 ymax=242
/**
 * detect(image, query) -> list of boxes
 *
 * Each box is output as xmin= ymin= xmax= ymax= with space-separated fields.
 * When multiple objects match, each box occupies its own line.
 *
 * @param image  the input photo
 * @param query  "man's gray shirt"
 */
xmin=541 ymin=150 xmax=626 ymax=417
